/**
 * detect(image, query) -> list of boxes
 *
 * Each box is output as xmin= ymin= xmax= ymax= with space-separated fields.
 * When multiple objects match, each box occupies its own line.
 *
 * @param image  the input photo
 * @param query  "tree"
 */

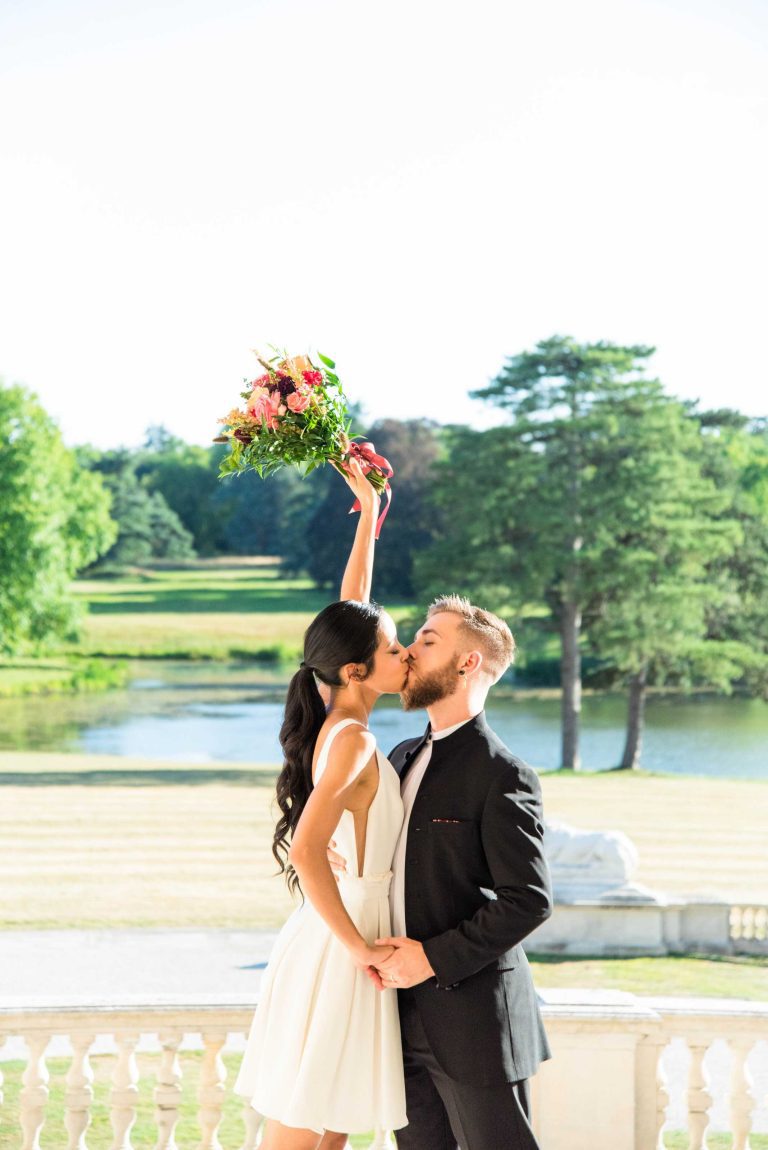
xmin=215 ymin=464 xmax=309 ymax=557
xmin=697 ymin=412 xmax=768 ymax=699
xmin=474 ymin=336 xmax=666 ymax=768
xmin=0 ymin=382 xmax=116 ymax=653
xmin=82 ymin=453 xmax=196 ymax=565
xmin=301 ymin=419 xmax=442 ymax=598
xmin=138 ymin=426 xmax=321 ymax=560
xmin=583 ymin=401 xmax=736 ymax=768
xmin=418 ymin=335 xmax=730 ymax=769
xmin=137 ymin=429 xmax=228 ymax=555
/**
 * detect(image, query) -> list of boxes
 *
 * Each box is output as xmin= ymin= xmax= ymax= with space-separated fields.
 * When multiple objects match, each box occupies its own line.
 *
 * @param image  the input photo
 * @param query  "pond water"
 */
xmin=1 ymin=662 xmax=766 ymax=778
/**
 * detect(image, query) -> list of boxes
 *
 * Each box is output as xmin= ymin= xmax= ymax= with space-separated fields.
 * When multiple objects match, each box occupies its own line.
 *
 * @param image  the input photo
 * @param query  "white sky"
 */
xmin=1 ymin=0 xmax=766 ymax=449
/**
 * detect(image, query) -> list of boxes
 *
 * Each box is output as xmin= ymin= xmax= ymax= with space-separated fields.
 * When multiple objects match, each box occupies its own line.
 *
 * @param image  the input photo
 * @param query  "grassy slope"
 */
xmin=0 ymin=658 xmax=128 ymax=698
xmin=69 ymin=559 xmax=415 ymax=660
xmin=0 ymin=559 xmax=412 ymax=691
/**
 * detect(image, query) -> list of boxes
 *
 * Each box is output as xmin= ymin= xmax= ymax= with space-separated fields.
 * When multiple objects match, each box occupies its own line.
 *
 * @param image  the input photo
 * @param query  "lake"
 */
xmin=1 ymin=662 xmax=766 ymax=778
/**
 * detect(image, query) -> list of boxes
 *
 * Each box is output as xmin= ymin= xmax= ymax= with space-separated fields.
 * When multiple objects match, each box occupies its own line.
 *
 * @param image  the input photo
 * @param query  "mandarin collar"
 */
xmin=426 ymin=711 xmax=489 ymax=755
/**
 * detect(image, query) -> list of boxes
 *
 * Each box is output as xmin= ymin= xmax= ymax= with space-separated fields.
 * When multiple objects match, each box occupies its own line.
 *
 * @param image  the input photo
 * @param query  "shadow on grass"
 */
xmin=85 ymin=588 xmax=331 ymax=614
xmin=0 ymin=769 xmax=278 ymax=787
xmin=528 ymin=951 xmax=768 ymax=970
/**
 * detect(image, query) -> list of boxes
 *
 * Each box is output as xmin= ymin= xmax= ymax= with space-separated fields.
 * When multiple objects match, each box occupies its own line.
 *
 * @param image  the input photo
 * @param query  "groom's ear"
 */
xmin=459 ymin=650 xmax=483 ymax=677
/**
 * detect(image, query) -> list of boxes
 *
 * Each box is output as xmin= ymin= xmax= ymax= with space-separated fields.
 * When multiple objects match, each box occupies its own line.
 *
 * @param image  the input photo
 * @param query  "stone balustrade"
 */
xmin=529 ymin=900 xmax=768 ymax=958
xmin=0 ymin=993 xmax=766 ymax=1149
xmin=731 ymin=905 xmax=768 ymax=952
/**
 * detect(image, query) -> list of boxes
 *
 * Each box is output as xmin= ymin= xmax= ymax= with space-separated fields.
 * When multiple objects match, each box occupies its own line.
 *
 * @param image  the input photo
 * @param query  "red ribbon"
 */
xmin=345 ymin=440 xmax=394 ymax=539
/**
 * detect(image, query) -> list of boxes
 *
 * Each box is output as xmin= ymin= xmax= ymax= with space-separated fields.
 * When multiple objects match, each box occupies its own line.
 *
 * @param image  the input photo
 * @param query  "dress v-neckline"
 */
xmin=346 ymin=746 xmax=382 ymax=877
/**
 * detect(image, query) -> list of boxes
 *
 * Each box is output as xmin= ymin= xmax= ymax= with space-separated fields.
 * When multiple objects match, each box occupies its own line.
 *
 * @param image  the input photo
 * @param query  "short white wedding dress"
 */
xmin=234 ymin=718 xmax=408 ymax=1135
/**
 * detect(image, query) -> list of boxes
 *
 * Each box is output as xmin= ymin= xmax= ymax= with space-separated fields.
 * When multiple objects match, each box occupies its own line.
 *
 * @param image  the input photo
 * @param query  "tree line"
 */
xmin=2 ymin=335 xmax=766 ymax=770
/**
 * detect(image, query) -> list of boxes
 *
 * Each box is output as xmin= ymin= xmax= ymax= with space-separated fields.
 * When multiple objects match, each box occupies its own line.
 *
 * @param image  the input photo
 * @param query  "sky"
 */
xmin=1 ymin=0 xmax=766 ymax=449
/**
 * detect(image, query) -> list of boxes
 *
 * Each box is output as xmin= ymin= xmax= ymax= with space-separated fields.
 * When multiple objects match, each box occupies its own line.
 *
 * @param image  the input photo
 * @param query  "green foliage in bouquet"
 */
xmin=216 ymin=351 xmax=385 ymax=491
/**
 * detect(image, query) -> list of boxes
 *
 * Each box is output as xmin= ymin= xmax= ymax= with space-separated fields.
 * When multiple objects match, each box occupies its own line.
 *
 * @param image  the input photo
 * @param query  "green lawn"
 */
xmin=0 ymin=658 xmax=128 ymax=699
xmin=0 ymin=559 xmax=416 ymax=688
xmin=531 ymin=952 xmax=768 ymax=998
xmin=68 ymin=559 xmax=416 ymax=660
xmin=2 ymin=556 xmax=596 ymax=680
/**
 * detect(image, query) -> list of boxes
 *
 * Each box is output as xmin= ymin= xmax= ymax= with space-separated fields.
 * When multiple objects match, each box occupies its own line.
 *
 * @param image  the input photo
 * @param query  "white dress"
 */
xmin=234 ymin=718 xmax=408 ymax=1135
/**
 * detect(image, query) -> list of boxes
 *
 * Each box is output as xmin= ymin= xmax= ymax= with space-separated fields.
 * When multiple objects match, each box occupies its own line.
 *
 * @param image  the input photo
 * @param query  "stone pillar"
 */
xmin=535 ymin=993 xmax=661 ymax=1150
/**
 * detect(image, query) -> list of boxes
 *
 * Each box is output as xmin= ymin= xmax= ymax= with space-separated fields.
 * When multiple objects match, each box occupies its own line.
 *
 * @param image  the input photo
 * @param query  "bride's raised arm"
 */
xmin=338 ymin=458 xmax=381 ymax=604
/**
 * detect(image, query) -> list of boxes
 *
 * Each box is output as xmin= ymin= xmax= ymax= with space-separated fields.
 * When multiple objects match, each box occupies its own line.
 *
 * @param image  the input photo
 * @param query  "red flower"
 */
xmin=302 ymin=369 xmax=323 ymax=388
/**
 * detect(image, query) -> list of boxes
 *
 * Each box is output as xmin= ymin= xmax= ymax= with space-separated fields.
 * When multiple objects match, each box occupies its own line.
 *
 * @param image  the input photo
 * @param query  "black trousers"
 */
xmin=394 ymin=989 xmax=540 ymax=1150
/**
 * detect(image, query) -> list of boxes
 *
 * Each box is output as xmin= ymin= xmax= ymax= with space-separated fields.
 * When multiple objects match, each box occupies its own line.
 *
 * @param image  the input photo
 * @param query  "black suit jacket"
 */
xmin=389 ymin=711 xmax=553 ymax=1086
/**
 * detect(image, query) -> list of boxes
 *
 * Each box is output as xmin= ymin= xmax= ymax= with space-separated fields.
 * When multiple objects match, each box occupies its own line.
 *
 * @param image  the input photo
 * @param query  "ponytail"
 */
xmin=272 ymin=665 xmax=326 ymax=896
xmin=270 ymin=599 xmax=383 ymax=896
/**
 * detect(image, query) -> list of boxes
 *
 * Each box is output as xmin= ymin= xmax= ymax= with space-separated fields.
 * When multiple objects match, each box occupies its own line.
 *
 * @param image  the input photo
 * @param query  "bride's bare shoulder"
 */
xmin=325 ymin=716 xmax=375 ymax=752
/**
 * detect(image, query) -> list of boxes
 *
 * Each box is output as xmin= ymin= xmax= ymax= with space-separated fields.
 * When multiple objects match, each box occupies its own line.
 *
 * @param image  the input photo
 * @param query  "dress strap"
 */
xmin=314 ymin=718 xmax=369 ymax=783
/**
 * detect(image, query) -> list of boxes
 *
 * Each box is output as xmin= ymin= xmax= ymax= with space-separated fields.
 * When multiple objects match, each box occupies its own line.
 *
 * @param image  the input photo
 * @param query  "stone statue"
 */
xmin=544 ymin=820 xmax=659 ymax=903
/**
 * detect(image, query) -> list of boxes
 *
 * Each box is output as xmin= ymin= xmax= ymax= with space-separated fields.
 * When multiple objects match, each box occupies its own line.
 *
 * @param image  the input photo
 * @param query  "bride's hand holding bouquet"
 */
xmin=335 ymin=454 xmax=380 ymax=515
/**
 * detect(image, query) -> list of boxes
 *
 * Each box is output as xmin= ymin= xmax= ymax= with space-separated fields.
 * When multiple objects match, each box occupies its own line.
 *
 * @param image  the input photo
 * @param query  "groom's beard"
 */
xmin=401 ymin=657 xmax=459 ymax=711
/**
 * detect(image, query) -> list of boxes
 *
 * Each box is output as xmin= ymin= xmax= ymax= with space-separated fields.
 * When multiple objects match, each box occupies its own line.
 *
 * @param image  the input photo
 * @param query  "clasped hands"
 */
xmin=329 ymin=841 xmax=435 ymax=992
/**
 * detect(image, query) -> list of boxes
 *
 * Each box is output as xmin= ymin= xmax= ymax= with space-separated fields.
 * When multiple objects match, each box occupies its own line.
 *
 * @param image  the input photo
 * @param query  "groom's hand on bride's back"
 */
xmin=327 ymin=839 xmax=348 ymax=883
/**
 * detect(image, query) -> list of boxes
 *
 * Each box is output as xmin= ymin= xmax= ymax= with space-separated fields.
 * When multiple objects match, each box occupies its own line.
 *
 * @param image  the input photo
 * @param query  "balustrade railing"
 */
xmin=649 ymin=1000 xmax=768 ymax=1150
xmin=730 ymin=905 xmax=768 ymax=952
xmin=1 ymin=994 xmax=766 ymax=1149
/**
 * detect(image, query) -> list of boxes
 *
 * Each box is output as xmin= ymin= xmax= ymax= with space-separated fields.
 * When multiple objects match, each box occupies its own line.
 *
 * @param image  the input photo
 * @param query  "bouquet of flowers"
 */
xmin=215 ymin=350 xmax=393 ymax=536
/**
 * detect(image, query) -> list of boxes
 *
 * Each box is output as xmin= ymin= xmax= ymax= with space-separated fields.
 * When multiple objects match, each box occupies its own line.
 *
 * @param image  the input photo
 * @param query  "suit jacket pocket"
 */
xmin=496 ymin=946 xmax=520 ymax=972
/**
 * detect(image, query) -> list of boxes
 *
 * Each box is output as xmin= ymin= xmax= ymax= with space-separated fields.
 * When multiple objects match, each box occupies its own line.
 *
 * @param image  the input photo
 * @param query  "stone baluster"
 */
xmin=20 ymin=1032 xmax=50 ymax=1150
xmin=368 ymin=1130 xmax=395 ymax=1149
xmin=65 ymin=1033 xmax=95 ymax=1150
xmin=730 ymin=1038 xmax=755 ymax=1150
xmin=109 ymin=1032 xmax=139 ymax=1150
xmin=634 ymin=1036 xmax=663 ymax=1150
xmin=240 ymin=1101 xmax=263 ymax=1150
xmin=756 ymin=906 xmax=768 ymax=941
xmin=686 ymin=1038 xmax=713 ymax=1150
xmin=154 ymin=1031 xmax=183 ymax=1150
xmin=655 ymin=1041 xmax=671 ymax=1150
xmin=198 ymin=1031 xmax=227 ymax=1150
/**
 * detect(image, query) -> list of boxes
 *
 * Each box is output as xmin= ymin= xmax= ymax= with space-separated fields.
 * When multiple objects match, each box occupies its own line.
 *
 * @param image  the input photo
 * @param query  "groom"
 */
xmin=333 ymin=595 xmax=552 ymax=1150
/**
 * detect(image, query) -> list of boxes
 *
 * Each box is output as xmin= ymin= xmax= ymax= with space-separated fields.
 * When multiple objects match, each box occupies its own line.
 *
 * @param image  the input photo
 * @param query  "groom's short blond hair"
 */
xmin=428 ymin=595 xmax=516 ymax=682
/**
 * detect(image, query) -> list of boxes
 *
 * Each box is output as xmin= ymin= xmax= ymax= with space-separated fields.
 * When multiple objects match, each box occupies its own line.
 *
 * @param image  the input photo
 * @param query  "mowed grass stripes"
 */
xmin=1 ymin=762 xmax=766 ymax=930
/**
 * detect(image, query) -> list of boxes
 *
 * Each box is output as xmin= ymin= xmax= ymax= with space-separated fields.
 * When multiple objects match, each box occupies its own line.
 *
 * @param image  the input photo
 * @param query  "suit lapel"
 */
xmin=396 ymin=725 xmax=431 ymax=783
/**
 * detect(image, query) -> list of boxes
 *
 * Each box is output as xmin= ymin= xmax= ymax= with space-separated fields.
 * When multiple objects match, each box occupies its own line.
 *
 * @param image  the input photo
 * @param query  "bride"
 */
xmin=234 ymin=458 xmax=409 ymax=1148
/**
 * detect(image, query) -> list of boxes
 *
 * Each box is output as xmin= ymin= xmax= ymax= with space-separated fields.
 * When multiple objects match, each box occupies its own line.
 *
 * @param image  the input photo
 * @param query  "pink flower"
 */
xmin=247 ymin=386 xmax=272 ymax=422
xmin=287 ymin=390 xmax=311 ymax=414
xmin=255 ymin=389 xmax=283 ymax=430
xmin=302 ymin=369 xmax=323 ymax=388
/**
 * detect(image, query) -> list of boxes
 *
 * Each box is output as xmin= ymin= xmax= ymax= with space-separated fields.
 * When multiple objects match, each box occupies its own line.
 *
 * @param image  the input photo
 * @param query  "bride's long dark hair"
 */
xmin=273 ymin=599 xmax=382 ymax=894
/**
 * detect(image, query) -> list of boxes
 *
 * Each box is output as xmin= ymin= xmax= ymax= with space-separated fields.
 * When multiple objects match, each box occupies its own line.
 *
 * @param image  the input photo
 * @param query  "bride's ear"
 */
xmin=342 ymin=661 xmax=367 ymax=684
